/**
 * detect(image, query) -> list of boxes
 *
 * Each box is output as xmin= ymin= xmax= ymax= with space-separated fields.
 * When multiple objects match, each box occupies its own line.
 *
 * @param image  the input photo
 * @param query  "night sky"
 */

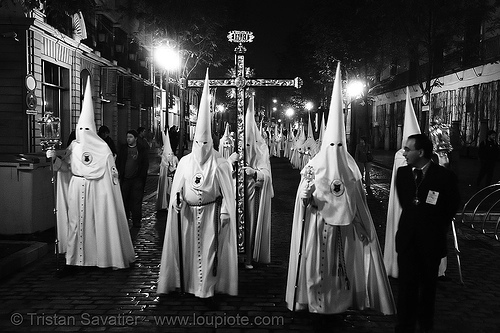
xmin=228 ymin=1 xmax=306 ymax=78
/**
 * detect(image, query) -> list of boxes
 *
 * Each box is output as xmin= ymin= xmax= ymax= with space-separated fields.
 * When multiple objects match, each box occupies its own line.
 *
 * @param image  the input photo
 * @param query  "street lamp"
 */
xmin=154 ymin=44 xmax=179 ymax=138
xmin=217 ymin=104 xmax=226 ymax=113
xmin=154 ymin=44 xmax=191 ymax=157
xmin=154 ymin=46 xmax=181 ymax=72
xmin=345 ymin=79 xmax=366 ymax=152
xmin=305 ymin=101 xmax=314 ymax=112
xmin=346 ymin=80 xmax=364 ymax=100
xmin=215 ymin=104 xmax=226 ymax=134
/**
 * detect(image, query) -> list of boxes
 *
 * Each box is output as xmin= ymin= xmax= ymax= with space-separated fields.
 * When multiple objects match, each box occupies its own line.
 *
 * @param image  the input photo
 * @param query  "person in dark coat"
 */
xmin=169 ymin=125 xmax=179 ymax=155
xmin=98 ymin=125 xmax=117 ymax=157
xmin=476 ymin=129 xmax=499 ymax=188
xmin=116 ymin=130 xmax=149 ymax=228
xmin=395 ymin=133 xmax=460 ymax=333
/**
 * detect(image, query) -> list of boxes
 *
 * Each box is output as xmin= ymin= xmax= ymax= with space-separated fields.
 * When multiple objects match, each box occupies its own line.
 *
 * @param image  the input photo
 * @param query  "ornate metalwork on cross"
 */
xmin=188 ymin=31 xmax=302 ymax=265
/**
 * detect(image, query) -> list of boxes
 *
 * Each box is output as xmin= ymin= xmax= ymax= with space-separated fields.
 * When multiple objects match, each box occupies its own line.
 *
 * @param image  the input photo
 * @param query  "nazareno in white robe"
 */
xmin=245 ymin=97 xmax=274 ymax=263
xmin=219 ymin=125 xmax=234 ymax=160
xmin=157 ymin=150 xmax=238 ymax=298
xmin=285 ymin=159 xmax=396 ymax=315
xmin=54 ymin=143 xmax=136 ymax=269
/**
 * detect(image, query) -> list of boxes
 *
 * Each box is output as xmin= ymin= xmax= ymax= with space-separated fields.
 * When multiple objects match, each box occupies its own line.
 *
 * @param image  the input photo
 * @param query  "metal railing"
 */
xmin=459 ymin=183 xmax=500 ymax=241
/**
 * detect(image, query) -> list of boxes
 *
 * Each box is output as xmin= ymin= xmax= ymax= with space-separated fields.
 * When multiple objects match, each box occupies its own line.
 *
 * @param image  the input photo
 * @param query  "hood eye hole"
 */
xmin=203 ymin=141 xmax=207 ymax=144
xmin=85 ymin=127 xmax=89 ymax=130
xmin=338 ymin=143 xmax=342 ymax=146
xmin=330 ymin=143 xmax=334 ymax=146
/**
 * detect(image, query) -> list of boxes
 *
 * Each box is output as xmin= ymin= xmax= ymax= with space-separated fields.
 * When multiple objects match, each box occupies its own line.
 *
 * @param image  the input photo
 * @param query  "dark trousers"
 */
xmin=395 ymin=251 xmax=441 ymax=333
xmin=121 ymin=177 xmax=144 ymax=225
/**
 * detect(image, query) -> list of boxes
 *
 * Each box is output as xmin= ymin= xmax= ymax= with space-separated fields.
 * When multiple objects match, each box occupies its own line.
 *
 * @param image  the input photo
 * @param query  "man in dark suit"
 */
xmin=395 ymin=134 xmax=460 ymax=333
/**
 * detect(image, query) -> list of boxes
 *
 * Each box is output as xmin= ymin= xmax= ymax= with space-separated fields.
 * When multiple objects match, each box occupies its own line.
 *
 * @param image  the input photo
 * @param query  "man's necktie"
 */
xmin=413 ymin=168 xmax=423 ymax=184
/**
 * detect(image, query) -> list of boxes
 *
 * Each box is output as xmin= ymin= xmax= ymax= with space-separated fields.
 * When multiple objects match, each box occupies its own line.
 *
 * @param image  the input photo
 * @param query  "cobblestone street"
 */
xmin=0 ymin=156 xmax=499 ymax=332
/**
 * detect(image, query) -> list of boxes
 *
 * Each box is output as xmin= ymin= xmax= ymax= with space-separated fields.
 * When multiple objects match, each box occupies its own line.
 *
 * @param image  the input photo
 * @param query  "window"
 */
xmin=43 ymin=61 xmax=70 ymax=145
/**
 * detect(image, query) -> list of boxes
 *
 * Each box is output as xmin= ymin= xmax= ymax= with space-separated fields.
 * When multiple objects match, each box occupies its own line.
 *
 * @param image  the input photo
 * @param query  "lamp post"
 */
xmin=215 ymin=104 xmax=226 ymax=134
xmin=345 ymin=79 xmax=365 ymax=152
xmin=37 ymin=112 xmax=61 ymax=271
xmin=154 ymin=44 xmax=189 ymax=157
xmin=154 ymin=45 xmax=181 ymax=135
xmin=305 ymin=101 xmax=314 ymax=135
xmin=305 ymin=101 xmax=313 ymax=112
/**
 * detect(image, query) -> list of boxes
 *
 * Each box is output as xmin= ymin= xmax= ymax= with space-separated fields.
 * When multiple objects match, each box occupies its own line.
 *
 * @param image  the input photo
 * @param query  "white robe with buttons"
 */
xmin=286 ymin=166 xmax=396 ymax=315
xmin=157 ymin=151 xmax=237 ymax=298
xmin=55 ymin=144 xmax=136 ymax=269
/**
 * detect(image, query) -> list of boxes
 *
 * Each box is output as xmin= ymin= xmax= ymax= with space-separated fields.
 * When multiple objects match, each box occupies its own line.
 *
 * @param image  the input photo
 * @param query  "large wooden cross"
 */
xmin=188 ymin=31 xmax=302 ymax=265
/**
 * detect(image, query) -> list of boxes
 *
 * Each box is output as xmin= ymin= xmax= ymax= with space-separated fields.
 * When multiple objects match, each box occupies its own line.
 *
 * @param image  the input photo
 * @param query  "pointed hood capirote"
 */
xmin=161 ymin=129 xmax=175 ymax=164
xmin=219 ymin=122 xmax=234 ymax=159
xmin=300 ymin=112 xmax=318 ymax=157
xmin=192 ymin=69 xmax=213 ymax=165
xmin=219 ymin=122 xmax=231 ymax=146
xmin=306 ymin=113 xmax=314 ymax=140
xmin=245 ymin=96 xmax=270 ymax=168
xmin=308 ymin=62 xmax=361 ymax=224
xmin=71 ymin=78 xmax=111 ymax=179
xmin=76 ymin=78 xmax=97 ymax=140
xmin=384 ymin=86 xmax=421 ymax=278
xmin=402 ymin=86 xmax=421 ymax=146
xmin=319 ymin=112 xmax=326 ymax=143
xmin=222 ymin=122 xmax=230 ymax=140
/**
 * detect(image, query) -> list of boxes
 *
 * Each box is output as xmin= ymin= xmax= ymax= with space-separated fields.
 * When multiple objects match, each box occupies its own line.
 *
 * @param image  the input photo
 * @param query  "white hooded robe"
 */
xmin=54 ymin=80 xmax=135 ymax=268
xmin=286 ymin=63 xmax=395 ymax=315
xmin=156 ymin=131 xmax=179 ymax=210
xmin=157 ymin=71 xmax=238 ymax=298
xmin=245 ymin=97 xmax=274 ymax=264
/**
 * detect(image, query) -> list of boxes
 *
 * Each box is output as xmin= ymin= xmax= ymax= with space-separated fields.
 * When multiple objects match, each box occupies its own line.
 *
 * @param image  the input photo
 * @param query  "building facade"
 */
xmin=367 ymin=12 xmax=500 ymax=155
xmin=0 ymin=0 xmax=197 ymax=154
